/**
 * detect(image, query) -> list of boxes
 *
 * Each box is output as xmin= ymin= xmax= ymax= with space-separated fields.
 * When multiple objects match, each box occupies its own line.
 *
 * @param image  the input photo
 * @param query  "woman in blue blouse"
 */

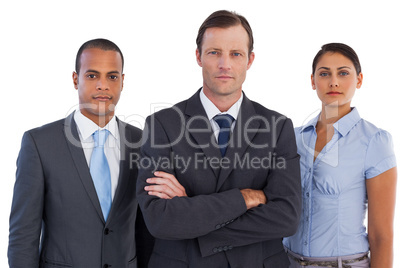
xmin=283 ymin=43 xmax=397 ymax=268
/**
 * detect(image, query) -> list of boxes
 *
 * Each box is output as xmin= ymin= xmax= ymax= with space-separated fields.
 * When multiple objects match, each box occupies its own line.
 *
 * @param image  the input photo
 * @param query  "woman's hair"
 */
xmin=312 ymin=43 xmax=361 ymax=75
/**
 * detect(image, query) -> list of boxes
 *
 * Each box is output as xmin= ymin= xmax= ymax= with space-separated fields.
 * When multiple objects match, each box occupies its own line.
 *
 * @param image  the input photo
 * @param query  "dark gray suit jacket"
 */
xmin=8 ymin=113 xmax=153 ymax=268
xmin=137 ymin=90 xmax=301 ymax=268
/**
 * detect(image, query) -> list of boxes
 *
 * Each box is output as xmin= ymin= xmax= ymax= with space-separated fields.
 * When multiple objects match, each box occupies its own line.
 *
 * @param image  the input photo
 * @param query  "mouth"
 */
xmin=327 ymin=91 xmax=342 ymax=96
xmin=216 ymin=75 xmax=233 ymax=80
xmin=93 ymin=95 xmax=112 ymax=101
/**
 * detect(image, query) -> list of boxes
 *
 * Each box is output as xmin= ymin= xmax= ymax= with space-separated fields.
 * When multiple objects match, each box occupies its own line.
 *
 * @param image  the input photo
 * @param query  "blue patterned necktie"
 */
xmin=213 ymin=114 xmax=234 ymax=157
xmin=90 ymin=129 xmax=112 ymax=221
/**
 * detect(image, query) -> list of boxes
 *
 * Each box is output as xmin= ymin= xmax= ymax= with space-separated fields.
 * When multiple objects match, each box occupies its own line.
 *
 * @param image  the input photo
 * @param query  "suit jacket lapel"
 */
xmin=216 ymin=95 xmax=260 ymax=191
xmin=185 ymin=90 xmax=222 ymax=178
xmin=106 ymin=119 xmax=133 ymax=225
xmin=63 ymin=113 xmax=105 ymax=223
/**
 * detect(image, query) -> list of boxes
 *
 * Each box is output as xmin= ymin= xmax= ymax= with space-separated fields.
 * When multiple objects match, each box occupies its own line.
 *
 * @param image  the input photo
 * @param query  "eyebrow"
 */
xmin=206 ymin=48 xmax=222 ymax=52
xmin=85 ymin=70 xmax=121 ymax=74
xmin=85 ymin=69 xmax=100 ymax=74
xmin=317 ymin=66 xmax=352 ymax=71
xmin=206 ymin=48 xmax=246 ymax=53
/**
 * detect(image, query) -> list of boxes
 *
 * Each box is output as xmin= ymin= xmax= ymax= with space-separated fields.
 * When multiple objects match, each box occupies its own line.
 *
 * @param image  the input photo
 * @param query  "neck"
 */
xmin=203 ymin=88 xmax=242 ymax=112
xmin=80 ymin=109 xmax=114 ymax=128
xmin=319 ymin=104 xmax=351 ymax=125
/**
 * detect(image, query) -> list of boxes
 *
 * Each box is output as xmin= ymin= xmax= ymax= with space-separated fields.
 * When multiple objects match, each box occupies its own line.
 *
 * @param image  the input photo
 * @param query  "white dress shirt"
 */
xmin=74 ymin=110 xmax=120 ymax=200
xmin=199 ymin=88 xmax=243 ymax=141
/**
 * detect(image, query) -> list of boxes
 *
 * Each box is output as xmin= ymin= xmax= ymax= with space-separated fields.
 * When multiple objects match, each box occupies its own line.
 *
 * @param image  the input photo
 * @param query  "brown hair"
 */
xmin=196 ymin=10 xmax=254 ymax=56
xmin=312 ymin=43 xmax=361 ymax=75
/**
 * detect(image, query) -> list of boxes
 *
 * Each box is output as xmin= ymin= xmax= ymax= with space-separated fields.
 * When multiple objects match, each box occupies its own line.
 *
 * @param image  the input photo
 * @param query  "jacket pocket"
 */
xmin=41 ymin=258 xmax=72 ymax=267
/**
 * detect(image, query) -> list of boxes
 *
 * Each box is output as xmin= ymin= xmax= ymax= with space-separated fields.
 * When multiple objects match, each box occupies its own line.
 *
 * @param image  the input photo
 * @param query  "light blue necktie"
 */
xmin=213 ymin=114 xmax=234 ymax=157
xmin=90 ymin=129 xmax=112 ymax=221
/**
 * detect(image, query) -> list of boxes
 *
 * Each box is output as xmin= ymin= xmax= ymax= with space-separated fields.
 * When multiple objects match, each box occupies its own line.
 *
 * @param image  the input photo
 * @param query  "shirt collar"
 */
xmin=74 ymin=109 xmax=119 ymax=141
xmin=299 ymin=107 xmax=361 ymax=137
xmin=199 ymin=88 xmax=243 ymax=121
xmin=334 ymin=107 xmax=361 ymax=137
xmin=300 ymin=113 xmax=319 ymax=133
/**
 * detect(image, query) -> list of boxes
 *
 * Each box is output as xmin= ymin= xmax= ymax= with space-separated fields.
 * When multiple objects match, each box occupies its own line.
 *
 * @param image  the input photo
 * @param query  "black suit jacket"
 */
xmin=137 ymin=90 xmax=301 ymax=268
xmin=8 ymin=113 xmax=153 ymax=268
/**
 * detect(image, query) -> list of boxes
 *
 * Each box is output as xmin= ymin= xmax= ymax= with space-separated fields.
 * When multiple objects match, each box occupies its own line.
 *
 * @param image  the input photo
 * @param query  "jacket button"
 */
xmin=104 ymin=228 xmax=109 ymax=235
xmin=103 ymin=264 xmax=109 ymax=268
xmin=213 ymin=247 xmax=218 ymax=253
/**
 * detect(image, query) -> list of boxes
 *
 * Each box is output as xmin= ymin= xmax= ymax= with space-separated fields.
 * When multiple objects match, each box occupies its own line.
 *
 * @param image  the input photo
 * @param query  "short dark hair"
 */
xmin=75 ymin=38 xmax=124 ymax=74
xmin=312 ymin=43 xmax=361 ymax=75
xmin=196 ymin=10 xmax=254 ymax=56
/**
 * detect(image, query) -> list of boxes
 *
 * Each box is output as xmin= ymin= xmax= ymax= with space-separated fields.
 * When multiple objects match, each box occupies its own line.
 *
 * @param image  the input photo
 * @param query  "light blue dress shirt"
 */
xmin=283 ymin=108 xmax=396 ymax=257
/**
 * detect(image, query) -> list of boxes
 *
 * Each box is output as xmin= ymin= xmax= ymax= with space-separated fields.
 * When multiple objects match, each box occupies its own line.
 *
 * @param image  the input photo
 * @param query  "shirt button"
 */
xmin=306 ymin=192 xmax=310 ymax=197
xmin=304 ymin=242 xmax=308 ymax=245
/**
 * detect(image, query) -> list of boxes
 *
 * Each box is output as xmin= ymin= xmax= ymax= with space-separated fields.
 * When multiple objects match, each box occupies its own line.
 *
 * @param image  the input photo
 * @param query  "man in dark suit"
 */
xmin=137 ymin=10 xmax=301 ymax=268
xmin=8 ymin=39 xmax=152 ymax=268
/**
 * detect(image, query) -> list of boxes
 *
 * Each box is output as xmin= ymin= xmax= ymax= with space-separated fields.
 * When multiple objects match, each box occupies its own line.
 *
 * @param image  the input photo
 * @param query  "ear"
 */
xmin=311 ymin=74 xmax=316 ymax=90
xmin=196 ymin=49 xmax=202 ymax=67
xmin=73 ymin=72 xmax=79 ymax=89
xmin=247 ymin=52 xmax=255 ymax=70
xmin=121 ymin=74 xmax=125 ymax=92
xmin=356 ymin=72 xmax=363 ymax=89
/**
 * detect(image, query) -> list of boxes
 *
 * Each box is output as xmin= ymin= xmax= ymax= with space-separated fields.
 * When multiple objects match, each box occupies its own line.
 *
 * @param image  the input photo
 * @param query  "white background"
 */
xmin=1 ymin=0 xmax=400 ymax=266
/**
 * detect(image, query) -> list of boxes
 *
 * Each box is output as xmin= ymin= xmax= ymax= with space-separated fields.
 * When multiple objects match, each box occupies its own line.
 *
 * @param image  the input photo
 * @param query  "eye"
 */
xmin=110 ymin=75 xmax=118 ymax=80
xmin=319 ymin=72 xmax=329 ymax=77
xmin=233 ymin=52 xmax=241 ymax=56
xmin=339 ymin=71 xmax=349 ymax=76
xmin=208 ymin=51 xmax=218 ymax=55
xmin=87 ymin=74 xmax=96 ymax=79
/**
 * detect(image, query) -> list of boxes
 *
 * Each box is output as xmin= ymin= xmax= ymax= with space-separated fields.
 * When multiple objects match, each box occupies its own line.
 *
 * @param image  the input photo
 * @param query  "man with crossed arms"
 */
xmin=137 ymin=10 xmax=301 ymax=268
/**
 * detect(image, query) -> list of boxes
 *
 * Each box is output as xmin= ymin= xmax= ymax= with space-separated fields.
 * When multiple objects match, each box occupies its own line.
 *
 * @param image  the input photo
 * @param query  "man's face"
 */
xmin=73 ymin=48 xmax=124 ymax=124
xmin=196 ymin=25 xmax=254 ymax=101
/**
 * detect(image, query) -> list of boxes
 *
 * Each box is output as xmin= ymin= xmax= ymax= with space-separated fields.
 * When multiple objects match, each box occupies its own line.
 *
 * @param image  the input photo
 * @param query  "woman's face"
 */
xmin=311 ymin=52 xmax=363 ymax=109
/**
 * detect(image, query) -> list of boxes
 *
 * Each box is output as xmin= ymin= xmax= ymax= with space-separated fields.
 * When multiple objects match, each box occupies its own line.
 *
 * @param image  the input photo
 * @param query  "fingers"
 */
xmin=154 ymin=171 xmax=185 ymax=191
xmin=240 ymin=189 xmax=267 ymax=210
xmin=145 ymin=184 xmax=175 ymax=199
xmin=147 ymin=190 xmax=171 ymax=200
xmin=145 ymin=171 xmax=187 ymax=199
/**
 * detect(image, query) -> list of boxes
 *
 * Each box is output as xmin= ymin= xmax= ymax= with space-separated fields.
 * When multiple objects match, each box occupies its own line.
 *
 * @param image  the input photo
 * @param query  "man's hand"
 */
xmin=145 ymin=171 xmax=187 ymax=199
xmin=240 ymin=189 xmax=267 ymax=210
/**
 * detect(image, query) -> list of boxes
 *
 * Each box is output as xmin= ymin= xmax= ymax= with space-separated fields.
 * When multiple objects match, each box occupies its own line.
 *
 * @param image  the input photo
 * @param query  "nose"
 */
xmin=218 ymin=54 xmax=231 ymax=70
xmin=330 ymin=76 xmax=339 ymax=88
xmin=96 ymin=76 xmax=109 ymax=91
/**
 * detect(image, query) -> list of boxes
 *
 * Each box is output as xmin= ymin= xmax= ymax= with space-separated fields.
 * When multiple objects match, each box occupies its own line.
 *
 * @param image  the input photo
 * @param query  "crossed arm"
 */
xmin=137 ymin=116 xmax=301 ymax=256
xmin=145 ymin=171 xmax=267 ymax=210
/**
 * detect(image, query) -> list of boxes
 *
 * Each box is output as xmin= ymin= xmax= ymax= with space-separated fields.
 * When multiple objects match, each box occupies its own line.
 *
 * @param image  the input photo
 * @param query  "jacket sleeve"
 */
xmin=197 ymin=118 xmax=302 ymax=257
xmin=136 ymin=116 xmax=248 ymax=240
xmin=8 ymin=132 xmax=44 ymax=268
